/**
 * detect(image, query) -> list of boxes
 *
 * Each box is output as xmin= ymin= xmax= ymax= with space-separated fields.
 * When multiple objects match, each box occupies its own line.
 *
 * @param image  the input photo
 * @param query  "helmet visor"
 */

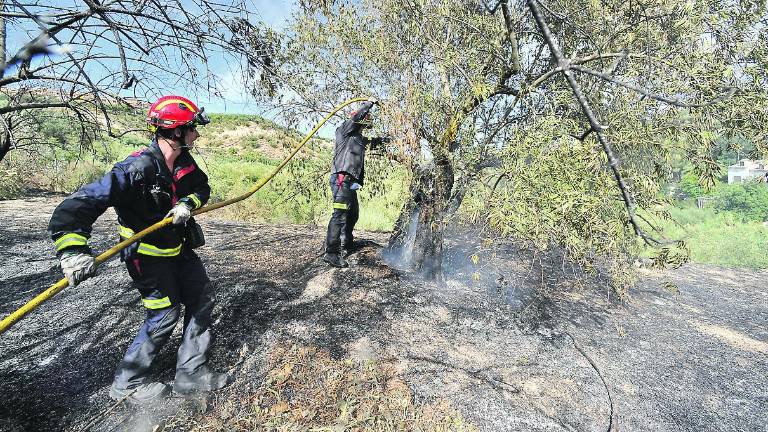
xmin=193 ymin=107 xmax=210 ymax=126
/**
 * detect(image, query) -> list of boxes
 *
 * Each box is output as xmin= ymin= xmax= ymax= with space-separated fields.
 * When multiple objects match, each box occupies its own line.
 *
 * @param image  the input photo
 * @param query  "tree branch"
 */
xmin=11 ymin=0 xmax=114 ymax=134
xmin=0 ymin=101 xmax=72 ymax=115
xmin=527 ymin=0 xmax=668 ymax=246
xmin=570 ymin=64 xmax=737 ymax=108
xmin=82 ymin=0 xmax=135 ymax=89
xmin=499 ymin=0 xmax=521 ymax=74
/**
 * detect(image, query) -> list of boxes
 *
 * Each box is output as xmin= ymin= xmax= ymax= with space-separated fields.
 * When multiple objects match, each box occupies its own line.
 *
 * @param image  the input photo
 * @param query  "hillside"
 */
xmin=0 ymin=110 xmax=408 ymax=231
xmin=0 ymin=195 xmax=765 ymax=431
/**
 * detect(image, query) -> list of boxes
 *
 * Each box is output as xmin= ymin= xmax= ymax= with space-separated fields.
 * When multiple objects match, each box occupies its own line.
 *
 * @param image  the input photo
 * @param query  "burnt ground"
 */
xmin=0 ymin=195 xmax=766 ymax=432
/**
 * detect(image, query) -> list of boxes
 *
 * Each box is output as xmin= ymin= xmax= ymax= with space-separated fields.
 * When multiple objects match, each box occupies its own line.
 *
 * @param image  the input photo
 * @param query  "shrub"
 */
xmin=118 ymin=133 xmax=147 ymax=149
xmin=650 ymin=205 xmax=768 ymax=269
xmin=678 ymin=170 xmax=707 ymax=198
xmin=51 ymin=160 xmax=111 ymax=193
xmin=713 ymin=182 xmax=768 ymax=222
xmin=0 ymin=164 xmax=24 ymax=199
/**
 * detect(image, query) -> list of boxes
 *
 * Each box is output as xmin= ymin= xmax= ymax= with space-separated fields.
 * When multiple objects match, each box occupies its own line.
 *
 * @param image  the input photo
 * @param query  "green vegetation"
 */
xmin=676 ymin=167 xmax=768 ymax=223
xmin=2 ymin=106 xmax=763 ymax=269
xmin=713 ymin=183 xmax=768 ymax=222
xmin=196 ymin=115 xmax=406 ymax=230
xmin=260 ymin=0 xmax=768 ymax=282
xmin=678 ymin=170 xmax=710 ymax=199
xmin=648 ymin=203 xmax=768 ymax=269
xmin=0 ymin=111 xmax=407 ymax=232
xmin=651 ymin=156 xmax=768 ymax=269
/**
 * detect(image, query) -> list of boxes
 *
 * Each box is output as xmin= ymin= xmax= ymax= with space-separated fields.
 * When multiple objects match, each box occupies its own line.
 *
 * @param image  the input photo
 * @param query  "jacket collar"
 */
xmin=148 ymin=139 xmax=164 ymax=161
xmin=147 ymin=139 xmax=171 ymax=177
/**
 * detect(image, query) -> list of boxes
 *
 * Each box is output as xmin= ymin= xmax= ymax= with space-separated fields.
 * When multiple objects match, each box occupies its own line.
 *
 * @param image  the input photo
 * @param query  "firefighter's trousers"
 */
xmin=325 ymin=173 xmax=359 ymax=254
xmin=113 ymin=250 xmax=214 ymax=389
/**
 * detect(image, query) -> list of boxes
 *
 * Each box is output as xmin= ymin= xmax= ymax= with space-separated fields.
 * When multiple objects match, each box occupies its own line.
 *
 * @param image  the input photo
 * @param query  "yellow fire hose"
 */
xmin=0 ymin=97 xmax=371 ymax=335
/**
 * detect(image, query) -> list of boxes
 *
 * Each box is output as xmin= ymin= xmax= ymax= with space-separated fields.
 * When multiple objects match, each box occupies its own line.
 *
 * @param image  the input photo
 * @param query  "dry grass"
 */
xmin=180 ymin=343 xmax=476 ymax=431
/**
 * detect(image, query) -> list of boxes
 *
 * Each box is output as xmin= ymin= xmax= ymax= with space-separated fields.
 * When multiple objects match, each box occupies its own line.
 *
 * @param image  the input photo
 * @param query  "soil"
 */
xmin=0 ymin=195 xmax=765 ymax=431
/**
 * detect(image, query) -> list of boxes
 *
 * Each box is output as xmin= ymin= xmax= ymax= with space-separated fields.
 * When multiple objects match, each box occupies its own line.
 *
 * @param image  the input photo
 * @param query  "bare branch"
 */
xmin=0 ymin=1 xmax=275 ymax=162
xmin=0 ymin=101 xmax=72 ymax=115
xmin=82 ymin=0 xmax=135 ymax=89
xmin=528 ymin=0 xmax=671 ymax=246
xmin=570 ymin=64 xmax=737 ymax=108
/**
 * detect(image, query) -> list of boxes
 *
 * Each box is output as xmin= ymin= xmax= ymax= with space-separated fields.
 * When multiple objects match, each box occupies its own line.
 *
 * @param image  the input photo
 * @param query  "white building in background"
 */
xmin=728 ymin=159 xmax=767 ymax=184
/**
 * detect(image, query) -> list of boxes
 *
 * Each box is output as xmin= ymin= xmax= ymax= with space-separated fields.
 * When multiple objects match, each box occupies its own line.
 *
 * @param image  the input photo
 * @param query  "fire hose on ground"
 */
xmin=0 ymin=97 xmax=371 ymax=335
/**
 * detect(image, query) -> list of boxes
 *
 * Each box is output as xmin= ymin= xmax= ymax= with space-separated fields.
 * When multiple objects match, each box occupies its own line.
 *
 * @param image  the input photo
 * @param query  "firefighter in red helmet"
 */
xmin=48 ymin=95 xmax=231 ymax=404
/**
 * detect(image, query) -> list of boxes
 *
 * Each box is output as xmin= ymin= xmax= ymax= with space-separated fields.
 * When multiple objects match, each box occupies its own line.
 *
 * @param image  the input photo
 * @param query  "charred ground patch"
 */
xmin=0 ymin=196 xmax=765 ymax=432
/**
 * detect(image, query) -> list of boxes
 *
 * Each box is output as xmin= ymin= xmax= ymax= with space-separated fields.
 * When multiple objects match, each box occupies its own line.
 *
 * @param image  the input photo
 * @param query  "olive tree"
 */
xmin=250 ymin=0 xmax=767 ymax=282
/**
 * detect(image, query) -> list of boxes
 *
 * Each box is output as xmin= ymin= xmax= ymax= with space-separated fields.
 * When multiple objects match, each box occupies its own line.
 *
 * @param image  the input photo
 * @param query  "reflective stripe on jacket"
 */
xmin=119 ymin=225 xmax=182 ymax=257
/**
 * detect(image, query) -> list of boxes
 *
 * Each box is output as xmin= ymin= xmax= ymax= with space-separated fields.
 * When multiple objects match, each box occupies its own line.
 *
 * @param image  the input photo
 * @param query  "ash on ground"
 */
xmin=0 ymin=196 xmax=765 ymax=431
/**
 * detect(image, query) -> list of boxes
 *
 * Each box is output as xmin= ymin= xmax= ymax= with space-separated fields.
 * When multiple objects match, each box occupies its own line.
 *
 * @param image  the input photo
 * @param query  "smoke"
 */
xmin=382 ymin=204 xmax=421 ymax=270
xmin=440 ymin=238 xmax=538 ymax=310
xmin=380 ymin=201 xmax=533 ymax=310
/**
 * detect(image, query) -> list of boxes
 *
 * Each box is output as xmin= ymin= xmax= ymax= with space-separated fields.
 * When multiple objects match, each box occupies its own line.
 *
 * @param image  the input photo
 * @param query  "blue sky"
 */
xmin=4 ymin=1 xmax=348 ymax=138
xmin=5 ymin=1 xmax=301 ymax=122
xmin=196 ymin=0 xmax=296 ymax=115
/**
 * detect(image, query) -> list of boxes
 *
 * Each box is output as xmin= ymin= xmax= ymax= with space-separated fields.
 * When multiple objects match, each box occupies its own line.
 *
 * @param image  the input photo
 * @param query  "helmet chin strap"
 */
xmin=168 ymin=131 xmax=191 ymax=150
xmin=175 ymin=123 xmax=199 ymax=150
xmin=160 ymin=123 xmax=195 ymax=151
xmin=168 ymin=140 xmax=187 ymax=151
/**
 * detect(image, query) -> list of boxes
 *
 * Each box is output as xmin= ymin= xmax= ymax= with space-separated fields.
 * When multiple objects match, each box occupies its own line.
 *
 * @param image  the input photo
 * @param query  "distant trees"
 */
xmin=0 ymin=0 xmax=276 ymax=162
xmin=714 ymin=183 xmax=768 ymax=222
xmin=248 ymin=0 xmax=767 ymax=284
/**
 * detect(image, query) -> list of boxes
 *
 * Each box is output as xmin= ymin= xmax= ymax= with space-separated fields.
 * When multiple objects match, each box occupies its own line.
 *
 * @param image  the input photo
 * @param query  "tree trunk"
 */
xmin=387 ymin=154 xmax=454 ymax=280
xmin=0 ymin=1 xmax=5 ymax=69
xmin=0 ymin=1 xmax=7 ymax=163
xmin=0 ymin=116 xmax=10 ymax=163
xmin=0 ymin=130 xmax=9 ymax=162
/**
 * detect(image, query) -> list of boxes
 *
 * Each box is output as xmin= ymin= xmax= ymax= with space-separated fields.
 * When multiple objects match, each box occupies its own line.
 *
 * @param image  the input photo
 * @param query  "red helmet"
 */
xmin=146 ymin=95 xmax=210 ymax=132
xmin=349 ymin=110 xmax=371 ymax=119
xmin=349 ymin=110 xmax=372 ymax=128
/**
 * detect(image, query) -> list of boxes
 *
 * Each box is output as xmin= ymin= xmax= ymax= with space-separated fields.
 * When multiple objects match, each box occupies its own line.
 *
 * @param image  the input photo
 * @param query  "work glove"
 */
xmin=350 ymin=182 xmax=362 ymax=191
xmin=165 ymin=202 xmax=192 ymax=225
xmin=60 ymin=251 xmax=96 ymax=287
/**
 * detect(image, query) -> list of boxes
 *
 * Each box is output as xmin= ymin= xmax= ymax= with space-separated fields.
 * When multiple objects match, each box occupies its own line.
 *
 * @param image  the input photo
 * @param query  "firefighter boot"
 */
xmin=111 ymin=306 xmax=180 ymax=403
xmin=323 ymin=252 xmax=348 ymax=268
xmin=174 ymin=365 xmax=233 ymax=395
xmin=109 ymin=382 xmax=171 ymax=404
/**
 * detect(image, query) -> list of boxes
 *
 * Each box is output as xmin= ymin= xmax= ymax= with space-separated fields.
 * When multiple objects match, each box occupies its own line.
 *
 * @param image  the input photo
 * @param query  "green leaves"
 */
xmin=245 ymin=0 xmax=766 ymax=288
xmin=713 ymin=182 xmax=768 ymax=222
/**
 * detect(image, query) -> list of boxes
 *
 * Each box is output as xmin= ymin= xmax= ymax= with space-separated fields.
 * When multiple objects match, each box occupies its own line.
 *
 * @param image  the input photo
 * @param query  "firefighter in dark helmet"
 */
xmin=48 ymin=95 xmax=232 ymax=403
xmin=323 ymin=100 xmax=389 ymax=268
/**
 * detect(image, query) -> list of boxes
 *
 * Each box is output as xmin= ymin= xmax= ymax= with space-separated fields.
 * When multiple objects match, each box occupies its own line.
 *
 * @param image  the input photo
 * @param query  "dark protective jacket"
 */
xmin=48 ymin=140 xmax=210 ymax=258
xmin=331 ymin=102 xmax=386 ymax=186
